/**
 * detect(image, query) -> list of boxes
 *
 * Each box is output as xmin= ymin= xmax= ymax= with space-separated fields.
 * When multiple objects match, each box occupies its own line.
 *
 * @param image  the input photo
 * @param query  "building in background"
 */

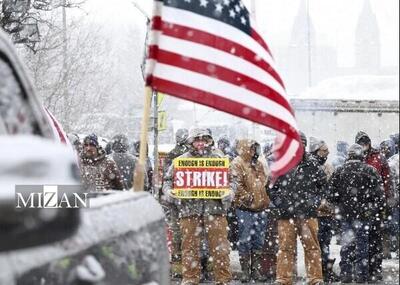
xmin=275 ymin=0 xmax=398 ymax=95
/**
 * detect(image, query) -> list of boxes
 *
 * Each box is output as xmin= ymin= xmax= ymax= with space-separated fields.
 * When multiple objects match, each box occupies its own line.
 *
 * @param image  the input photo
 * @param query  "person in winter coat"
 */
xmin=390 ymin=133 xmax=399 ymax=155
xmin=163 ymin=128 xmax=189 ymax=175
xmin=79 ymin=134 xmax=124 ymax=192
xmin=217 ymin=136 xmax=236 ymax=161
xmin=355 ymin=131 xmax=391 ymax=281
xmin=163 ymin=127 xmax=232 ymax=285
xmin=379 ymin=139 xmax=395 ymax=160
xmin=309 ymin=137 xmax=339 ymax=283
xmin=162 ymin=128 xmax=189 ymax=279
xmin=111 ymin=134 xmax=140 ymax=190
xmin=388 ymin=154 xmax=400 ymax=200
xmin=380 ymin=139 xmax=397 ymax=258
xmin=388 ymin=153 xmax=399 ymax=257
xmin=131 ymin=140 xmax=153 ymax=192
xmin=67 ymin=133 xmax=82 ymax=155
xmin=268 ymin=132 xmax=326 ymax=285
xmin=230 ymin=139 xmax=270 ymax=282
xmin=104 ymin=140 xmax=113 ymax=155
xmin=329 ymin=143 xmax=385 ymax=283
xmin=263 ymin=142 xmax=275 ymax=167
xmin=331 ymin=141 xmax=349 ymax=170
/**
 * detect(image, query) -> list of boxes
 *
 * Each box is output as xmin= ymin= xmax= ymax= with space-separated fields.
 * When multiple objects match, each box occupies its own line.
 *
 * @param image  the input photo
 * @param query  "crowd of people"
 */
xmin=68 ymin=133 xmax=153 ymax=192
xmin=67 ymin=129 xmax=399 ymax=285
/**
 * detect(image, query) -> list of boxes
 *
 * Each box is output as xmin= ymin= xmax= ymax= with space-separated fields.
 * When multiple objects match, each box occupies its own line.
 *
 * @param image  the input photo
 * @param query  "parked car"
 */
xmin=0 ymin=29 xmax=169 ymax=285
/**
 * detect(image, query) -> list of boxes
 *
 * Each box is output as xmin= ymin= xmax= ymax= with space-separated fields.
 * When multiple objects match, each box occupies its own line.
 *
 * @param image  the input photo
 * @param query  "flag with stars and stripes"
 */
xmin=146 ymin=0 xmax=303 ymax=179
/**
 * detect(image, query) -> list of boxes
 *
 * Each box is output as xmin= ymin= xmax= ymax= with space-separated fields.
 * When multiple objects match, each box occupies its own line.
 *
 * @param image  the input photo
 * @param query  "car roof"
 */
xmin=0 ymin=29 xmax=55 ymax=139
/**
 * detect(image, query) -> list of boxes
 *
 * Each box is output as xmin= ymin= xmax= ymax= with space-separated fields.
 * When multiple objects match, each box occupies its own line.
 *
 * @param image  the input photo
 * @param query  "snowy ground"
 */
xmin=172 ymin=237 xmax=400 ymax=285
xmin=228 ymin=237 xmax=399 ymax=284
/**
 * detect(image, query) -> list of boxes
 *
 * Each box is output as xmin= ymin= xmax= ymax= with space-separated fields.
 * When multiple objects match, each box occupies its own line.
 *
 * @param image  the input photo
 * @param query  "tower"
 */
xmin=355 ymin=0 xmax=381 ymax=72
xmin=286 ymin=0 xmax=316 ymax=94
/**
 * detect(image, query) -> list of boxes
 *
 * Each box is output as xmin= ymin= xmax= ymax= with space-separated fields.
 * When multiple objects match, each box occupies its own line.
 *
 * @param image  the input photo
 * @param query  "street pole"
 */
xmin=193 ymin=103 xmax=198 ymax=127
xmin=153 ymin=91 xmax=159 ymax=198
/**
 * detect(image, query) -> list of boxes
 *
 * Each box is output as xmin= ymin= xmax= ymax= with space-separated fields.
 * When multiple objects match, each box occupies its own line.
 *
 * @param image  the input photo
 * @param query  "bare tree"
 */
xmin=19 ymin=9 xmax=116 ymax=132
xmin=0 ymin=0 xmax=84 ymax=50
xmin=13 ymin=1 xmax=148 ymax=139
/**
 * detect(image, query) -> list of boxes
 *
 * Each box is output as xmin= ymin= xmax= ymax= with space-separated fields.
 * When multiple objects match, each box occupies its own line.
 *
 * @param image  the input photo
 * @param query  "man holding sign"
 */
xmin=163 ymin=127 xmax=233 ymax=285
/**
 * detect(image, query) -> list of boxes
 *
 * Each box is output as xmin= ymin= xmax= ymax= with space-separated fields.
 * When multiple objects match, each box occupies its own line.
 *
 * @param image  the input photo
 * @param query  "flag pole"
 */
xmin=133 ymin=86 xmax=153 ymax=192
xmin=153 ymin=91 xmax=160 ymax=198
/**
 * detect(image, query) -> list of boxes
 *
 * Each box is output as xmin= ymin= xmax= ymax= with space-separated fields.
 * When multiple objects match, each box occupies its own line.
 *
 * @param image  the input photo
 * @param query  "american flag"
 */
xmin=146 ymin=0 xmax=303 ymax=178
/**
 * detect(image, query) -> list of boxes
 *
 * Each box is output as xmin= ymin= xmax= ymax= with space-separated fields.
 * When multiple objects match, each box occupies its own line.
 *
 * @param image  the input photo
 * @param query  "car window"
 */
xmin=0 ymin=57 xmax=37 ymax=135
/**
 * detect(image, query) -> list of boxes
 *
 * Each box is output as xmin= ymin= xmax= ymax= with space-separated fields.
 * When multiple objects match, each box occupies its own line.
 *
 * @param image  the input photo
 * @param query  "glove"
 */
xmin=317 ymin=199 xmax=334 ymax=216
xmin=164 ymin=190 xmax=178 ymax=205
xmin=221 ymin=190 xmax=235 ymax=210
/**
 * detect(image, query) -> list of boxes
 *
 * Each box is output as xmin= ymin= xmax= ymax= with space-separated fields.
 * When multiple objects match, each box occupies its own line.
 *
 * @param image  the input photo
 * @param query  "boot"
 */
xmin=239 ymin=254 xmax=251 ymax=283
xmin=251 ymin=251 xmax=268 ymax=282
xmin=323 ymin=259 xmax=340 ymax=283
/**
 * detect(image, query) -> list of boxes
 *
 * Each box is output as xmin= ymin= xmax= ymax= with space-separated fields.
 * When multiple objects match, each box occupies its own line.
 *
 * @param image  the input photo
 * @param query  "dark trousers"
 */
xmin=236 ymin=209 xmax=267 ymax=255
xmin=387 ymin=207 xmax=399 ymax=253
xmin=340 ymin=220 xmax=370 ymax=280
xmin=369 ymin=220 xmax=384 ymax=277
xmin=318 ymin=217 xmax=334 ymax=268
xmin=227 ymin=207 xmax=238 ymax=249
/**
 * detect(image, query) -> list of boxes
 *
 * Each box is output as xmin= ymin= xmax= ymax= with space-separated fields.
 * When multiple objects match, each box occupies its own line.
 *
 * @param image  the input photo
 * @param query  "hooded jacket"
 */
xmin=163 ymin=143 xmax=189 ymax=176
xmin=332 ymin=141 xmax=349 ymax=170
xmin=388 ymin=154 xmax=399 ymax=207
xmin=268 ymin=153 xmax=328 ymax=219
xmin=230 ymin=139 xmax=270 ymax=211
xmin=217 ymin=136 xmax=236 ymax=161
xmin=329 ymin=159 xmax=385 ymax=221
xmin=80 ymin=149 xmax=124 ymax=192
xmin=355 ymin=131 xmax=392 ymax=199
xmin=111 ymin=135 xmax=139 ymax=190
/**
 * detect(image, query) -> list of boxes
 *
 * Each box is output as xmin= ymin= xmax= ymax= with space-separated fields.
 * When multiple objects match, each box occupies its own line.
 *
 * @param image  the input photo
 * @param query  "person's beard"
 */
xmin=194 ymin=142 xmax=209 ymax=155
xmin=317 ymin=156 xmax=328 ymax=165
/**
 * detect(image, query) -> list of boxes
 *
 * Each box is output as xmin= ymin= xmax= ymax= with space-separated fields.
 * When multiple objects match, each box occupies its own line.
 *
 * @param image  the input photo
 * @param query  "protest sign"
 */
xmin=172 ymin=157 xmax=230 ymax=199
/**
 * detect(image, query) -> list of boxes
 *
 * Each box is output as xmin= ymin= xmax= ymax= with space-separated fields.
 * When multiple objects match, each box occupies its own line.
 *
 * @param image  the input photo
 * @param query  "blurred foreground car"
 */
xmin=0 ymin=29 xmax=169 ymax=285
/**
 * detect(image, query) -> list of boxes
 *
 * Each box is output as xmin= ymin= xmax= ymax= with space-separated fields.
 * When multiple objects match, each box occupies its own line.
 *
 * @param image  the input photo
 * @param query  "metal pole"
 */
xmin=193 ymin=103 xmax=198 ymax=127
xmin=153 ymin=91 xmax=159 ymax=197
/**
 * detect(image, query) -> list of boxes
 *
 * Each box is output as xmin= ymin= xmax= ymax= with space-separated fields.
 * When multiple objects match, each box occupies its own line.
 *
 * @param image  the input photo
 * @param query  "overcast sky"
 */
xmin=84 ymin=0 xmax=399 ymax=67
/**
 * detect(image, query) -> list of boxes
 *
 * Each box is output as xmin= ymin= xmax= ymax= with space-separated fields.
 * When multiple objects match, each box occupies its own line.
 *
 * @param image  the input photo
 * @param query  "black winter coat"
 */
xmin=268 ymin=153 xmax=327 ymax=219
xmin=111 ymin=152 xmax=138 ymax=190
xmin=329 ymin=159 xmax=385 ymax=221
xmin=163 ymin=144 xmax=189 ymax=175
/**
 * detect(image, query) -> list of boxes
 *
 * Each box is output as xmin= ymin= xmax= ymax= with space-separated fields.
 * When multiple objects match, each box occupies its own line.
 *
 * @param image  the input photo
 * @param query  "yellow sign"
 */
xmin=158 ymin=111 xmax=167 ymax=131
xmin=172 ymin=158 xmax=230 ymax=199
xmin=157 ymin=92 xmax=165 ymax=107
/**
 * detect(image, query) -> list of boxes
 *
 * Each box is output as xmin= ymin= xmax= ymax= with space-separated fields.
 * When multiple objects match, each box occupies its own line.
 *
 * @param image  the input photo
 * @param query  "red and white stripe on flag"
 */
xmin=43 ymin=107 xmax=68 ymax=145
xmin=146 ymin=0 xmax=303 ymax=179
